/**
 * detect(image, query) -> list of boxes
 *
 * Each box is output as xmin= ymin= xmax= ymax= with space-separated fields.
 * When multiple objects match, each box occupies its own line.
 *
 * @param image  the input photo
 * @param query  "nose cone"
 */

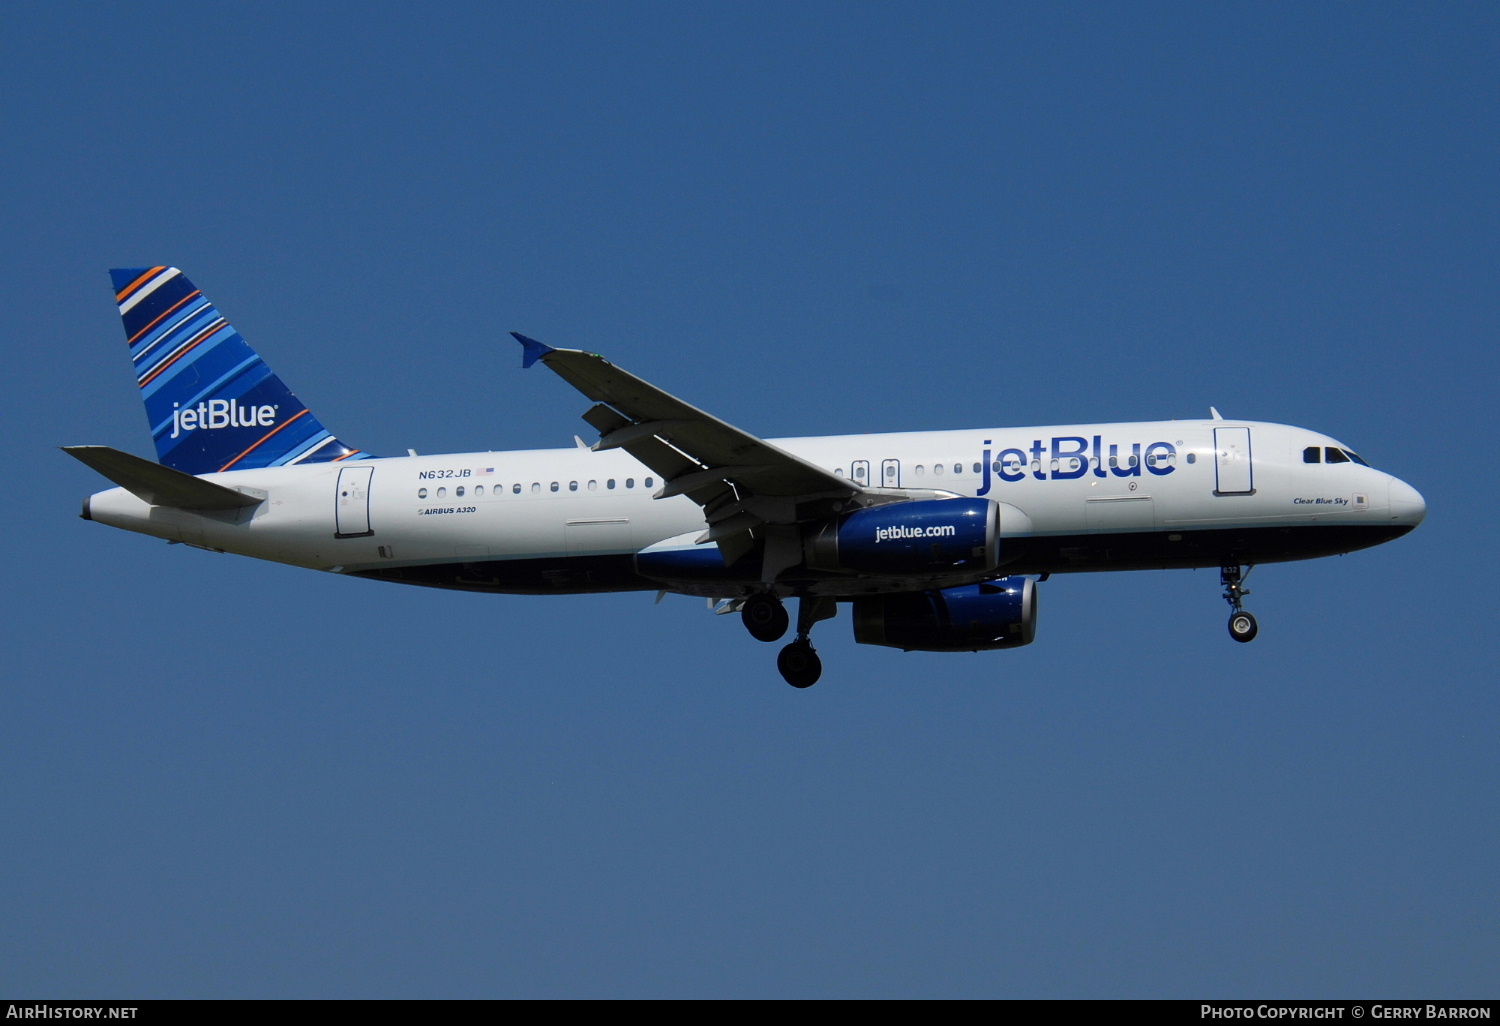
xmin=1388 ymin=476 xmax=1426 ymax=529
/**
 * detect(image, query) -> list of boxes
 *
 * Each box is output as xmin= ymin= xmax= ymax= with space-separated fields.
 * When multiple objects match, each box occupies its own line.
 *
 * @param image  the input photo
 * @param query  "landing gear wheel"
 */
xmin=1220 ymin=565 xmax=1258 ymax=644
xmin=1228 ymin=611 xmax=1258 ymax=643
xmin=742 ymin=593 xmax=789 ymax=643
xmin=777 ymin=640 xmax=822 ymax=688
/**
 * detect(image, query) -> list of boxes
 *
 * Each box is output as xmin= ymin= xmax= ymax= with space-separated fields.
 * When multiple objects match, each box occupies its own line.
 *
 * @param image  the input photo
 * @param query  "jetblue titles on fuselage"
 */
xmin=977 ymin=435 xmax=1177 ymax=493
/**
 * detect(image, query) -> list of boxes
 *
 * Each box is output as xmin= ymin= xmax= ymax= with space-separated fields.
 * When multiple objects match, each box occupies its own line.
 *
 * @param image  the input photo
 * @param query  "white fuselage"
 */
xmin=84 ymin=418 xmax=1426 ymax=596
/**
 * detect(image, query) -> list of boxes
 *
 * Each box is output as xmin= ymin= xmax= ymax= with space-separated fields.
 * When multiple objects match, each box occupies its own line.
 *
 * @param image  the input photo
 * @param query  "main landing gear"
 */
xmin=1221 ymin=564 xmax=1258 ymax=643
xmin=740 ymin=593 xmax=835 ymax=687
xmin=741 ymin=592 xmax=789 ymax=643
xmin=777 ymin=639 xmax=821 ymax=689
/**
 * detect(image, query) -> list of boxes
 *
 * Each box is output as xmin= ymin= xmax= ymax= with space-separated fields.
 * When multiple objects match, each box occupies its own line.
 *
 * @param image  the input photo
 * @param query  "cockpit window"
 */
xmin=1325 ymin=447 xmax=1349 ymax=464
xmin=1345 ymin=449 xmax=1369 ymax=466
xmin=1303 ymin=446 xmax=1321 ymax=464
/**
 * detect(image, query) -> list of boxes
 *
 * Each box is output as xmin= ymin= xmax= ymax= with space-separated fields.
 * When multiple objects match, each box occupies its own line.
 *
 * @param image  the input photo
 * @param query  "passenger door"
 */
xmin=1213 ymin=427 xmax=1254 ymax=496
xmin=335 ymin=466 xmax=374 ymax=537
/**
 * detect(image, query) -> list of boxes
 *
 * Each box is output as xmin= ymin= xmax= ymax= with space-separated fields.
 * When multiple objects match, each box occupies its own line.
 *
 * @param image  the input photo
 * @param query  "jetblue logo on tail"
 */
xmin=170 ymin=400 xmax=278 ymax=438
xmin=111 ymin=266 xmax=364 ymax=473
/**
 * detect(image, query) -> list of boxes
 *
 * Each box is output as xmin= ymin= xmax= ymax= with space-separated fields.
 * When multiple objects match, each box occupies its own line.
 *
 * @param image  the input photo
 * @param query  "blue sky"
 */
xmin=3 ymin=1 xmax=1496 ymax=997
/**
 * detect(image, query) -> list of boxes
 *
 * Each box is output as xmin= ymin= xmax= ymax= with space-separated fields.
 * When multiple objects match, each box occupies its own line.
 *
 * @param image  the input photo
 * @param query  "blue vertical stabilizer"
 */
xmin=110 ymin=267 xmax=363 ymax=473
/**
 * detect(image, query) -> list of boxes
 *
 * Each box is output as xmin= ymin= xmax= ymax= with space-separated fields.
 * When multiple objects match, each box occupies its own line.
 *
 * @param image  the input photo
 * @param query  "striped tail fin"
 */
xmin=110 ymin=267 xmax=364 ymax=474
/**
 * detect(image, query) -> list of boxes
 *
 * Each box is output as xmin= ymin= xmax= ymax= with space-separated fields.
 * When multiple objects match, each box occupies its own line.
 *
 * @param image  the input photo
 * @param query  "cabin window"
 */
xmin=473 ymin=485 xmax=484 ymax=496
xmin=418 ymin=488 xmax=428 ymax=499
xmin=569 ymin=481 xmax=578 ymax=491
xmin=455 ymin=486 xmax=465 ymax=497
xmin=1129 ymin=455 xmax=1139 ymax=468
xmin=834 ymin=468 xmax=845 ymax=477
xmin=933 ymin=464 xmax=944 ymax=475
xmin=1304 ymin=446 xmax=1322 ymax=464
xmin=1109 ymin=456 xmax=1118 ymax=469
xmin=437 ymin=487 xmax=447 ymax=498
xmin=1186 ymin=452 xmax=1197 ymax=464
xmin=954 ymin=463 xmax=962 ymax=474
xmin=626 ymin=478 xmax=635 ymax=488
xmin=972 ymin=463 xmax=981 ymax=474
xmin=645 ymin=477 xmax=654 ymax=488
xmin=607 ymin=479 xmax=616 ymax=489
xmin=514 ymin=483 xmax=522 ymax=494
xmin=588 ymin=480 xmax=597 ymax=491
xmin=914 ymin=465 xmax=925 ymax=476
xmin=551 ymin=481 xmax=560 ymax=491
xmin=1325 ymin=447 xmax=1349 ymax=464
xmin=531 ymin=482 xmax=540 ymax=493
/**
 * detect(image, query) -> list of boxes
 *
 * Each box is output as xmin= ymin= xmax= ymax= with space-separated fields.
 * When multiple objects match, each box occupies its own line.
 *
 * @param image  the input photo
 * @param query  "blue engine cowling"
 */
xmin=808 ymin=497 xmax=999 ymax=576
xmin=852 ymin=577 xmax=1037 ymax=651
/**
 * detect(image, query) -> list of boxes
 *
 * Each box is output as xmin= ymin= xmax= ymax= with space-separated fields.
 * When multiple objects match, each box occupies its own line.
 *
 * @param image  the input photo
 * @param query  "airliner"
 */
xmin=67 ymin=267 xmax=1427 ymax=687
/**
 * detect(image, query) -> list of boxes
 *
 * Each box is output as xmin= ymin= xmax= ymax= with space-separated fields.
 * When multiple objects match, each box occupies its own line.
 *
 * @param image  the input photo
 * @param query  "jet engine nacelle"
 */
xmin=807 ymin=497 xmax=999 ymax=577
xmin=852 ymin=577 xmax=1038 ymax=652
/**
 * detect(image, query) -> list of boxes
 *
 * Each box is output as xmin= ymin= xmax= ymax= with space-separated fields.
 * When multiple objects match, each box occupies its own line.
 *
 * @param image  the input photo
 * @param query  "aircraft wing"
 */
xmin=513 ymin=333 xmax=864 ymax=567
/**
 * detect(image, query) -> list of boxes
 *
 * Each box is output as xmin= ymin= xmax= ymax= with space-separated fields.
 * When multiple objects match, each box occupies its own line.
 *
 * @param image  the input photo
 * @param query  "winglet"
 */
xmin=512 ymin=332 xmax=555 ymax=369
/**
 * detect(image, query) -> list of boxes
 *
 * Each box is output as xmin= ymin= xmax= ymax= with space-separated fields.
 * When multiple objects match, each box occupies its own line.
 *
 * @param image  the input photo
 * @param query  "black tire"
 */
xmin=777 ymin=640 xmax=822 ymax=688
xmin=1228 ymin=611 xmax=1258 ymax=643
xmin=742 ymin=593 xmax=789 ymax=643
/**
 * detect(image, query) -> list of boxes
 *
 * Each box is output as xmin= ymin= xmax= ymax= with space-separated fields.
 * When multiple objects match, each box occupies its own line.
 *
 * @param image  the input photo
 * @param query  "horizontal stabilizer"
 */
xmin=62 ymin=446 xmax=263 ymax=510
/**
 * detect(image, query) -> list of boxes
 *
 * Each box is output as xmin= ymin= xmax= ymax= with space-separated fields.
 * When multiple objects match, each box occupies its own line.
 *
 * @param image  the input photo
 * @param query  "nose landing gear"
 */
xmin=1221 ymin=564 xmax=1258 ymax=643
